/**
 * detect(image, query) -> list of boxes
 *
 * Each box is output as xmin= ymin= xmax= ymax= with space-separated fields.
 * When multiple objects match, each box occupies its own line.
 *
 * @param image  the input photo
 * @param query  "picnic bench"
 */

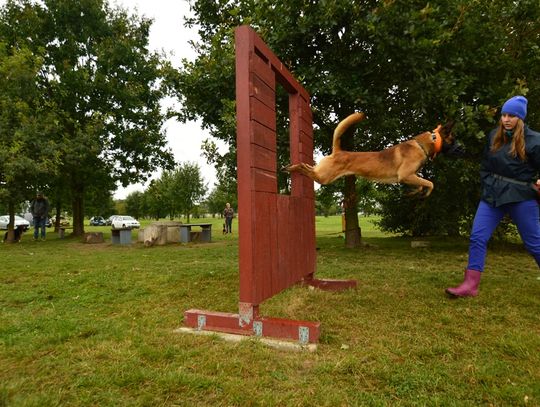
xmin=111 ymin=227 xmax=132 ymax=245
xmin=58 ymin=227 xmax=73 ymax=239
xmin=179 ymin=223 xmax=212 ymax=243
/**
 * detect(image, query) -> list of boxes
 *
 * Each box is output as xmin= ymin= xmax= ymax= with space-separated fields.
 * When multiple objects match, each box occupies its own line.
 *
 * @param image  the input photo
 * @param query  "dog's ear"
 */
xmin=442 ymin=120 xmax=455 ymax=135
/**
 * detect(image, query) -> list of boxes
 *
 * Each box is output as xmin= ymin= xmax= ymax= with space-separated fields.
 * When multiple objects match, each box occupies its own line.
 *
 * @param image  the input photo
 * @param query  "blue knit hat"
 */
xmin=501 ymin=96 xmax=528 ymax=120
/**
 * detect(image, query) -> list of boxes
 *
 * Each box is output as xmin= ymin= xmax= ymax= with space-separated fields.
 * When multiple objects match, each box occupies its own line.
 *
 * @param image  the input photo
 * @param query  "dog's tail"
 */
xmin=332 ymin=112 xmax=365 ymax=153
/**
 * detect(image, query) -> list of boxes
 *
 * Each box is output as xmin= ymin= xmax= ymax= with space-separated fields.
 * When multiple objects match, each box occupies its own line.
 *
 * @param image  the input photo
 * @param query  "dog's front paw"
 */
xmin=281 ymin=164 xmax=293 ymax=173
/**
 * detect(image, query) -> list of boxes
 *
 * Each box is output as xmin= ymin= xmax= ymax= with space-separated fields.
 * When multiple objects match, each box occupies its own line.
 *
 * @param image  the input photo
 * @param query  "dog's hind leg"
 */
xmin=287 ymin=162 xmax=336 ymax=185
xmin=400 ymin=174 xmax=434 ymax=197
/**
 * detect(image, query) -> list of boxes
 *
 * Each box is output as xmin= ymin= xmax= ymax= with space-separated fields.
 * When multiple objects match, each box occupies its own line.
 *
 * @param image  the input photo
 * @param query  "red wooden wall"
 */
xmin=235 ymin=25 xmax=316 ymax=307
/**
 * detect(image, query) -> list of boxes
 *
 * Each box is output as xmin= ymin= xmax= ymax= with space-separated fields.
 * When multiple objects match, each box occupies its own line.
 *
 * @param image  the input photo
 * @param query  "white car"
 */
xmin=105 ymin=215 xmax=120 ymax=226
xmin=111 ymin=215 xmax=140 ymax=229
xmin=0 ymin=215 xmax=31 ymax=231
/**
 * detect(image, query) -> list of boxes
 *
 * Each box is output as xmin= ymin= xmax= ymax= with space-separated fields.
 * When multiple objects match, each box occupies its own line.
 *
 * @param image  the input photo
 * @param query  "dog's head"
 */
xmin=434 ymin=121 xmax=465 ymax=157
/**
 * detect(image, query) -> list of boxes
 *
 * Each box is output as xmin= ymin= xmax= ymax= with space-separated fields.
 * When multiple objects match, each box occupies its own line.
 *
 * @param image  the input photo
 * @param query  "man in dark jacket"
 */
xmin=447 ymin=96 xmax=540 ymax=297
xmin=30 ymin=191 xmax=50 ymax=241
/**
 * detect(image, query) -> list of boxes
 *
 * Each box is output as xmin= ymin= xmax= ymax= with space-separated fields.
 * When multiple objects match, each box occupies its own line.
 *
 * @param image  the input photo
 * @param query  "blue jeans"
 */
xmin=468 ymin=200 xmax=540 ymax=271
xmin=225 ymin=217 xmax=233 ymax=233
xmin=33 ymin=217 xmax=47 ymax=239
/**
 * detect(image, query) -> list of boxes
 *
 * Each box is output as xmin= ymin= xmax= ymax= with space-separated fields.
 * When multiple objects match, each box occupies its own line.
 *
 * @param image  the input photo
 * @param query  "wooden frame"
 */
xmin=184 ymin=26 xmax=356 ymax=344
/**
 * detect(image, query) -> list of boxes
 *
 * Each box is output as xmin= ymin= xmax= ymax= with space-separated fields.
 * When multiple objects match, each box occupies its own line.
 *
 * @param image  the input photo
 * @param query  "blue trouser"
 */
xmin=225 ymin=217 xmax=233 ymax=233
xmin=468 ymin=200 xmax=540 ymax=271
xmin=33 ymin=216 xmax=47 ymax=239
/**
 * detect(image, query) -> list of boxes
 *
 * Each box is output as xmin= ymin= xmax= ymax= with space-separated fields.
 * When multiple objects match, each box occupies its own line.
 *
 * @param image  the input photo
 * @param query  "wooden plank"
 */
xmin=288 ymin=93 xmax=300 ymax=161
xmin=299 ymin=103 xmax=313 ymax=122
xmin=252 ymin=192 xmax=277 ymax=303
xmin=251 ymin=96 xmax=276 ymax=131
xmin=251 ymin=144 xmax=276 ymax=172
xmin=236 ymin=27 xmax=255 ymax=305
xmin=251 ymin=120 xmax=277 ymax=152
xmin=184 ymin=309 xmax=321 ymax=343
xmin=252 ymin=46 xmax=307 ymax=99
xmin=275 ymin=195 xmax=291 ymax=294
xmin=251 ymin=72 xmax=275 ymax=109
xmin=299 ymin=131 xmax=313 ymax=153
xmin=251 ymin=51 xmax=274 ymax=89
xmin=303 ymin=197 xmax=317 ymax=274
xmin=266 ymin=193 xmax=279 ymax=300
xmin=252 ymin=168 xmax=276 ymax=193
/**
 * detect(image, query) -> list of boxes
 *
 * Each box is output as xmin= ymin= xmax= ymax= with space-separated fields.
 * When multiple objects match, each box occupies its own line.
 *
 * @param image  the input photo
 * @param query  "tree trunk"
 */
xmin=54 ymin=200 xmax=61 ymax=232
xmin=343 ymin=175 xmax=362 ymax=249
xmin=4 ymin=201 xmax=15 ymax=243
xmin=336 ymin=108 xmax=363 ymax=249
xmin=72 ymin=185 xmax=85 ymax=236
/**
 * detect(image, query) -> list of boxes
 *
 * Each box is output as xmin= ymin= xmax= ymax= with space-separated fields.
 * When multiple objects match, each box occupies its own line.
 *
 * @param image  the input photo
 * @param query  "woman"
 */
xmin=223 ymin=203 xmax=234 ymax=234
xmin=446 ymin=95 xmax=540 ymax=297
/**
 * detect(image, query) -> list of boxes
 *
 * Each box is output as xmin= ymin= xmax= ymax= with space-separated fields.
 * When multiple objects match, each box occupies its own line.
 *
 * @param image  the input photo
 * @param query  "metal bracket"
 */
xmin=197 ymin=315 xmax=206 ymax=330
xmin=253 ymin=321 xmax=263 ymax=337
xmin=238 ymin=302 xmax=254 ymax=327
xmin=298 ymin=326 xmax=309 ymax=344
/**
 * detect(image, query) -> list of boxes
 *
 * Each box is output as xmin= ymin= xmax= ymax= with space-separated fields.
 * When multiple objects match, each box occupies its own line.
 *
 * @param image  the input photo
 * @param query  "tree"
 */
xmin=0 ymin=43 xmax=59 ymax=242
xmin=315 ymin=185 xmax=340 ymax=217
xmin=84 ymin=186 xmax=116 ymax=219
xmin=206 ymin=181 xmax=237 ymax=217
xmin=124 ymin=191 xmax=144 ymax=220
xmin=0 ymin=0 xmax=175 ymax=236
xmin=174 ymin=0 xmax=540 ymax=243
xmin=142 ymin=179 xmax=166 ymax=220
xmin=170 ymin=162 xmax=207 ymax=223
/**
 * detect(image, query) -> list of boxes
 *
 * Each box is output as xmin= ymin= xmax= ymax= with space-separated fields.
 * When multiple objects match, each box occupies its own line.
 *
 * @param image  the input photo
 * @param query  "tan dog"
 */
xmin=286 ymin=112 xmax=456 ymax=196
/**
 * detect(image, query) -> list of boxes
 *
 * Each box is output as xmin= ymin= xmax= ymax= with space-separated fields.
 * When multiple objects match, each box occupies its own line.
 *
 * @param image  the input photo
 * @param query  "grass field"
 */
xmin=1 ymin=216 xmax=539 ymax=406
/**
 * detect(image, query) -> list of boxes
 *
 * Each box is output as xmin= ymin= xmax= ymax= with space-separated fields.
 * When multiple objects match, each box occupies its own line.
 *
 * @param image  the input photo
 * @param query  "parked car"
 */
xmin=89 ymin=216 xmax=106 ymax=226
xmin=111 ymin=215 xmax=140 ymax=229
xmin=0 ymin=215 xmax=30 ymax=231
xmin=105 ymin=215 xmax=120 ymax=226
xmin=49 ymin=216 xmax=70 ymax=227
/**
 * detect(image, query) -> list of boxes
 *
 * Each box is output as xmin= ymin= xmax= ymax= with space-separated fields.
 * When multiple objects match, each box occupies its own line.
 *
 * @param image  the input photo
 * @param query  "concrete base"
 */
xmin=173 ymin=327 xmax=317 ymax=352
xmin=83 ymin=232 xmax=104 ymax=244
xmin=111 ymin=228 xmax=132 ymax=245
xmin=411 ymin=240 xmax=430 ymax=248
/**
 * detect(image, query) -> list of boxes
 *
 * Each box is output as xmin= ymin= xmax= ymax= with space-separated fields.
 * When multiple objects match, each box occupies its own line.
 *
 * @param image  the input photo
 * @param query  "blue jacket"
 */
xmin=480 ymin=125 xmax=540 ymax=207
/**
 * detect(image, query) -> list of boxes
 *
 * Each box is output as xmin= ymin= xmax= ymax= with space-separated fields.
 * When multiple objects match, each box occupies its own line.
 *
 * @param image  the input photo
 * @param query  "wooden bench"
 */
xmin=58 ymin=227 xmax=73 ymax=239
xmin=179 ymin=223 xmax=212 ymax=243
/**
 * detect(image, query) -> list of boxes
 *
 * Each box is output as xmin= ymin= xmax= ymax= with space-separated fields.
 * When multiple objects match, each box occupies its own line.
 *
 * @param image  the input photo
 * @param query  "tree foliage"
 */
xmin=168 ymin=162 xmax=208 ymax=222
xmin=0 ymin=42 xmax=59 ymax=241
xmin=124 ymin=161 xmax=208 ymax=222
xmin=175 ymin=0 xmax=540 ymax=239
xmin=0 ymin=0 xmax=175 ymax=235
xmin=206 ymin=181 xmax=237 ymax=217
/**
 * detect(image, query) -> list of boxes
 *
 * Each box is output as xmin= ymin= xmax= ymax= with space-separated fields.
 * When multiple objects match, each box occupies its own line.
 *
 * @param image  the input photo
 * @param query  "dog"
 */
xmin=222 ymin=223 xmax=227 ymax=234
xmin=286 ymin=112 xmax=458 ymax=196
xmin=3 ymin=225 xmax=25 ymax=243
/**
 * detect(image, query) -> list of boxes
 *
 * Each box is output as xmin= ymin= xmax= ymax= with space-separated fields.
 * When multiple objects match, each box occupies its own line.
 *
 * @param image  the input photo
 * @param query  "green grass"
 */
xmin=1 ymin=216 xmax=539 ymax=406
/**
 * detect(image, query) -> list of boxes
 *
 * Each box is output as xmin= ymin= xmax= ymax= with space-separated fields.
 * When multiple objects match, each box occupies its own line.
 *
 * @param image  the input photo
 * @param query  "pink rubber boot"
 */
xmin=446 ymin=269 xmax=482 ymax=298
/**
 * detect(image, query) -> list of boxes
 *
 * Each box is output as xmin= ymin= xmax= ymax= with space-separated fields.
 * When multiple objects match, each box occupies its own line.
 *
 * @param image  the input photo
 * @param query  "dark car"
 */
xmin=89 ymin=216 xmax=106 ymax=226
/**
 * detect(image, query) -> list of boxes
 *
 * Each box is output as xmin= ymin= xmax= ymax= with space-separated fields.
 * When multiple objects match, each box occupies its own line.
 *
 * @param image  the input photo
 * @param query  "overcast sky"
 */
xmin=111 ymin=0 xmax=225 ymax=199
xmin=0 ymin=0 xmax=225 ymax=199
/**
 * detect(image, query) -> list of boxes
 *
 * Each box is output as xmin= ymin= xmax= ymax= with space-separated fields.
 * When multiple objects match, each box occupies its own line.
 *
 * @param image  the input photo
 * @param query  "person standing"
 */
xmin=223 ymin=203 xmax=234 ymax=234
xmin=30 ymin=191 xmax=50 ymax=241
xmin=446 ymin=96 xmax=540 ymax=298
